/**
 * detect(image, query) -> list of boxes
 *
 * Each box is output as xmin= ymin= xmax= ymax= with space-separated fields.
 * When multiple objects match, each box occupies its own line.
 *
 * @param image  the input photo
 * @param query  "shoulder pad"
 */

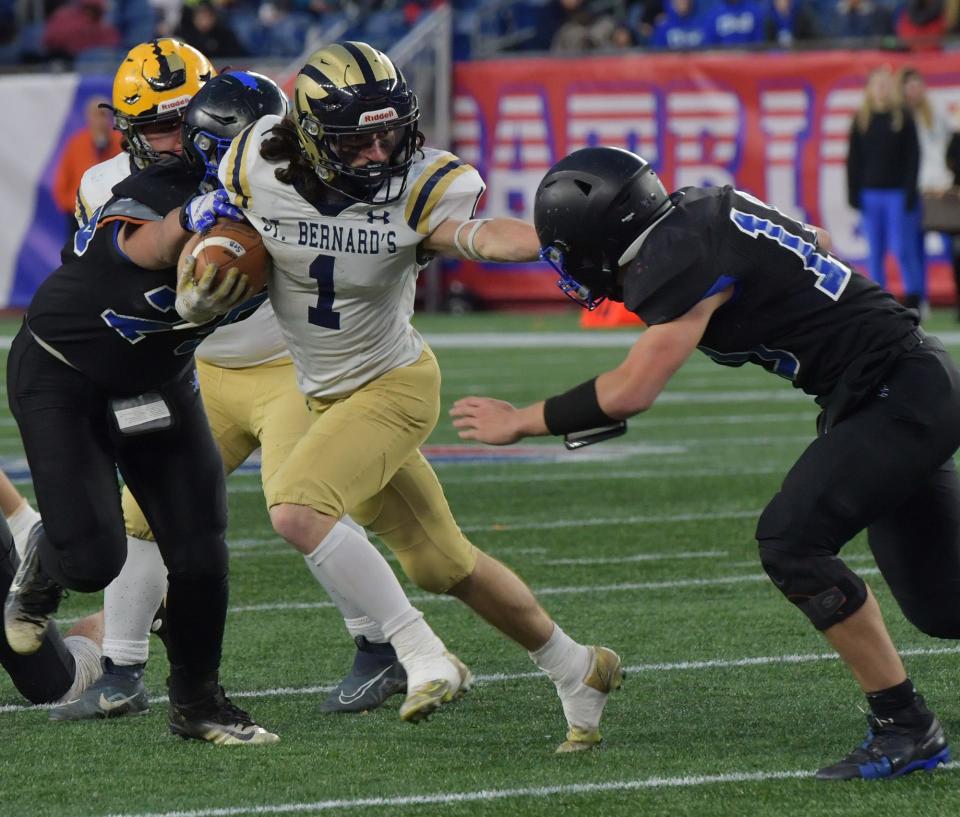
xmin=111 ymin=160 xmax=199 ymax=218
xmin=220 ymin=115 xmax=282 ymax=210
xmin=403 ymin=149 xmax=485 ymax=234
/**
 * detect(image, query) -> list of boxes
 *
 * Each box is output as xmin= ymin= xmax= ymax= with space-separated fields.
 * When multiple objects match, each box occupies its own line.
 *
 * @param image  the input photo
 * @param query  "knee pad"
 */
xmin=758 ymin=543 xmax=868 ymax=630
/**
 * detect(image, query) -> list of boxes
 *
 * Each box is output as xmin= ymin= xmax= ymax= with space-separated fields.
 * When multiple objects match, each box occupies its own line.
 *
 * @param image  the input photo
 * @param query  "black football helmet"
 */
xmin=182 ymin=70 xmax=287 ymax=184
xmin=293 ymin=41 xmax=420 ymax=204
xmin=535 ymin=147 xmax=673 ymax=309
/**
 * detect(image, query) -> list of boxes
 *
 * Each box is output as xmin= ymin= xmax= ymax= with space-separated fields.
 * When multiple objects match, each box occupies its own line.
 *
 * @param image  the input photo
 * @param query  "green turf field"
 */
xmin=2 ymin=310 xmax=960 ymax=817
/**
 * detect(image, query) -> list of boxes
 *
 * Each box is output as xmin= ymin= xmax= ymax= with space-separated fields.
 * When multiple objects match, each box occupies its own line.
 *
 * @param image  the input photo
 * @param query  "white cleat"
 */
xmin=399 ymin=652 xmax=473 ymax=723
xmin=556 ymin=645 xmax=624 ymax=753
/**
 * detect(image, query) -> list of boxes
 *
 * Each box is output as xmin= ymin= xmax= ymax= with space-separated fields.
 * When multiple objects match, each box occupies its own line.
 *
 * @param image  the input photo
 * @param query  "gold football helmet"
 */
xmin=111 ymin=38 xmax=215 ymax=167
xmin=293 ymin=41 xmax=420 ymax=204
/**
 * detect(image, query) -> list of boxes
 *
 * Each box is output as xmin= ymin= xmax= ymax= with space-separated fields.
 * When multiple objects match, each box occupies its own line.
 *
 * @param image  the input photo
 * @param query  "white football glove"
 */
xmin=179 ymin=189 xmax=243 ymax=233
xmin=175 ymin=254 xmax=252 ymax=325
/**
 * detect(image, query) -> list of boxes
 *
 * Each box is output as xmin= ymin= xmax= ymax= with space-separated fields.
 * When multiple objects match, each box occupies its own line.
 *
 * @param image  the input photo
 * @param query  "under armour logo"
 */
xmin=366 ymin=210 xmax=390 ymax=224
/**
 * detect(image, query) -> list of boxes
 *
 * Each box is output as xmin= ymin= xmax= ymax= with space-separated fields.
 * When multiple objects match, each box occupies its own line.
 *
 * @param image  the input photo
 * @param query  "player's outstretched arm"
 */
xmin=426 ymin=217 xmax=541 ymax=263
xmin=450 ymin=288 xmax=732 ymax=446
xmin=118 ymin=207 xmax=195 ymax=270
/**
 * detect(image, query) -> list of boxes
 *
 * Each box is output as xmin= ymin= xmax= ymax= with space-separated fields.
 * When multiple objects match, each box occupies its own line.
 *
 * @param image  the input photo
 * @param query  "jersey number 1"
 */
xmin=308 ymin=255 xmax=341 ymax=330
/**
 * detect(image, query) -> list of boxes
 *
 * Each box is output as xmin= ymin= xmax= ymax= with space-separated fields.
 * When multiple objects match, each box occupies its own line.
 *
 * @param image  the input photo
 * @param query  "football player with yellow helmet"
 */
xmin=74 ymin=38 xmax=214 ymax=227
xmin=206 ymin=41 xmax=623 ymax=749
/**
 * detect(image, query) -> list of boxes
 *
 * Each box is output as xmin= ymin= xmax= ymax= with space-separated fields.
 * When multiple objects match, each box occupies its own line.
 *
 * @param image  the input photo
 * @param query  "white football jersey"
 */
xmin=74 ymin=150 xmax=288 ymax=368
xmin=219 ymin=115 xmax=485 ymax=397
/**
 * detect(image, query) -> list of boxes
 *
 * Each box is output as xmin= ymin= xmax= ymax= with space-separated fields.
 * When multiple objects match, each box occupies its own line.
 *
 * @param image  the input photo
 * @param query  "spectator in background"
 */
xmin=255 ymin=0 xmax=310 ymax=57
xmin=42 ymin=0 xmax=120 ymax=62
xmin=151 ymin=0 xmax=184 ymax=36
xmin=175 ymin=0 xmax=247 ymax=59
xmin=901 ymin=67 xmax=955 ymax=316
xmin=895 ymin=0 xmax=957 ymax=50
xmin=846 ymin=66 xmax=923 ymax=309
xmin=650 ymin=0 xmax=709 ymax=48
xmin=706 ymin=0 xmax=766 ymax=45
xmin=610 ymin=20 xmax=639 ymax=46
xmin=835 ymin=0 xmax=894 ymax=38
xmin=550 ymin=0 xmax=617 ymax=52
xmin=633 ymin=0 xmax=666 ymax=41
xmin=51 ymin=95 xmax=122 ymax=238
xmin=765 ymin=0 xmax=819 ymax=45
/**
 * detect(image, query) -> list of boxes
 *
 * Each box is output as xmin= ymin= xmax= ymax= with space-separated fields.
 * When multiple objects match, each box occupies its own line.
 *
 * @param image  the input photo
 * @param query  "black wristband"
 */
xmin=542 ymin=377 xmax=617 ymax=435
xmin=178 ymin=201 xmax=191 ymax=232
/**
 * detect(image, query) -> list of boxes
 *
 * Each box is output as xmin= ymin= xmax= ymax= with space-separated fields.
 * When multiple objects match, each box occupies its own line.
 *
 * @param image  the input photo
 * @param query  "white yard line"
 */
xmin=545 ymin=549 xmax=728 ymax=566
xmin=57 ymin=563 xmax=868 ymax=624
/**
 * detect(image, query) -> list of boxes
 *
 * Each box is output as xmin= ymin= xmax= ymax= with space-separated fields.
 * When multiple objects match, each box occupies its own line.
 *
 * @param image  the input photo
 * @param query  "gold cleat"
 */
xmin=399 ymin=652 xmax=473 ymax=723
xmin=556 ymin=645 xmax=624 ymax=754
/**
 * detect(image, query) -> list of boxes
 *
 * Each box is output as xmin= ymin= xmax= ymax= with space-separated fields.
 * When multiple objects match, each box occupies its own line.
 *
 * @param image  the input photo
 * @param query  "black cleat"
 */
xmin=319 ymin=636 xmax=407 ymax=713
xmin=3 ymin=524 xmax=63 ymax=655
xmin=816 ymin=713 xmax=950 ymax=780
xmin=169 ymin=685 xmax=279 ymax=745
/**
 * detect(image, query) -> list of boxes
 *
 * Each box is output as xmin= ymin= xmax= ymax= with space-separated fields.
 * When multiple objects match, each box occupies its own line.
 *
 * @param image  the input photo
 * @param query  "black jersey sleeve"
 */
xmin=111 ymin=159 xmax=199 ymax=217
xmin=621 ymin=219 xmax=728 ymax=326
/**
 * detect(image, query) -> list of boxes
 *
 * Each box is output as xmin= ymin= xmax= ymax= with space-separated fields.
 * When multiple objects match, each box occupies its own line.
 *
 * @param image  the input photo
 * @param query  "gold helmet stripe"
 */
xmin=405 ymin=154 xmax=473 ymax=234
xmin=297 ymin=63 xmax=335 ymax=110
xmin=222 ymin=122 xmax=257 ymax=210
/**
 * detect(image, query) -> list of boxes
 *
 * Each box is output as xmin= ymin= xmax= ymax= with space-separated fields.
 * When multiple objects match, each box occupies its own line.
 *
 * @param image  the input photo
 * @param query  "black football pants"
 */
xmin=0 ymin=514 xmax=75 ymax=704
xmin=7 ymin=329 xmax=229 ymax=689
xmin=757 ymin=339 xmax=960 ymax=637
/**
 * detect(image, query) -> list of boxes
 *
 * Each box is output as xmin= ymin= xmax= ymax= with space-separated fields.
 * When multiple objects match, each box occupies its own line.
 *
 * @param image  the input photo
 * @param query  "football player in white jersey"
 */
xmin=197 ymin=41 xmax=623 ymax=749
xmin=51 ymin=45 xmax=429 ymax=721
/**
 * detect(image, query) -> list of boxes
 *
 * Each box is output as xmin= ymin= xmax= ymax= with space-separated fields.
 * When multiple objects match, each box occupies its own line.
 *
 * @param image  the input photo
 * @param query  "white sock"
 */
xmin=529 ymin=624 xmax=590 ymax=691
xmin=343 ymin=615 xmax=389 ymax=644
xmin=531 ymin=625 xmax=607 ymax=731
xmin=304 ymin=521 xmax=419 ymax=641
xmin=302 ymin=515 xmax=388 ymax=643
xmin=102 ymin=536 xmax=167 ymax=666
xmin=6 ymin=501 xmax=41 ymax=559
xmin=389 ymin=613 xmax=459 ymax=690
xmin=59 ymin=635 xmax=103 ymax=703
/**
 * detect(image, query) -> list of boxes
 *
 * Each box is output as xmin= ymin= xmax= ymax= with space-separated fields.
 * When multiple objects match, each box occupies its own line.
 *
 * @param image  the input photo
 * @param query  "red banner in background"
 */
xmin=450 ymin=50 xmax=960 ymax=307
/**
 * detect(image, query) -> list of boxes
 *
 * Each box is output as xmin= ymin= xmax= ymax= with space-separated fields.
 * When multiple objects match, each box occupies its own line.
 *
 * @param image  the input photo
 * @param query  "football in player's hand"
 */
xmin=184 ymin=220 xmax=270 ymax=294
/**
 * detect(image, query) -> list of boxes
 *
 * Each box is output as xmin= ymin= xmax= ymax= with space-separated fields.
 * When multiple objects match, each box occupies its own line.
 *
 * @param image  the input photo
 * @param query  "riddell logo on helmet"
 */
xmin=359 ymin=108 xmax=398 ymax=126
xmin=157 ymin=95 xmax=191 ymax=114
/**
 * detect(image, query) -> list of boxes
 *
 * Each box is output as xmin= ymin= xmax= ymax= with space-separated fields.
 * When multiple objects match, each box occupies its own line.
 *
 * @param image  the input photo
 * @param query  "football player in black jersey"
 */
xmin=3 ymin=82 xmax=275 ymax=744
xmin=451 ymin=146 xmax=960 ymax=780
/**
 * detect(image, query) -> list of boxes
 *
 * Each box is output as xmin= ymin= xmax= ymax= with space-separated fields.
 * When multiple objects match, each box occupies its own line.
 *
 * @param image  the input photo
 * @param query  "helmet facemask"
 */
xmin=293 ymin=42 xmax=421 ymax=205
xmin=540 ymin=242 xmax=618 ymax=311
